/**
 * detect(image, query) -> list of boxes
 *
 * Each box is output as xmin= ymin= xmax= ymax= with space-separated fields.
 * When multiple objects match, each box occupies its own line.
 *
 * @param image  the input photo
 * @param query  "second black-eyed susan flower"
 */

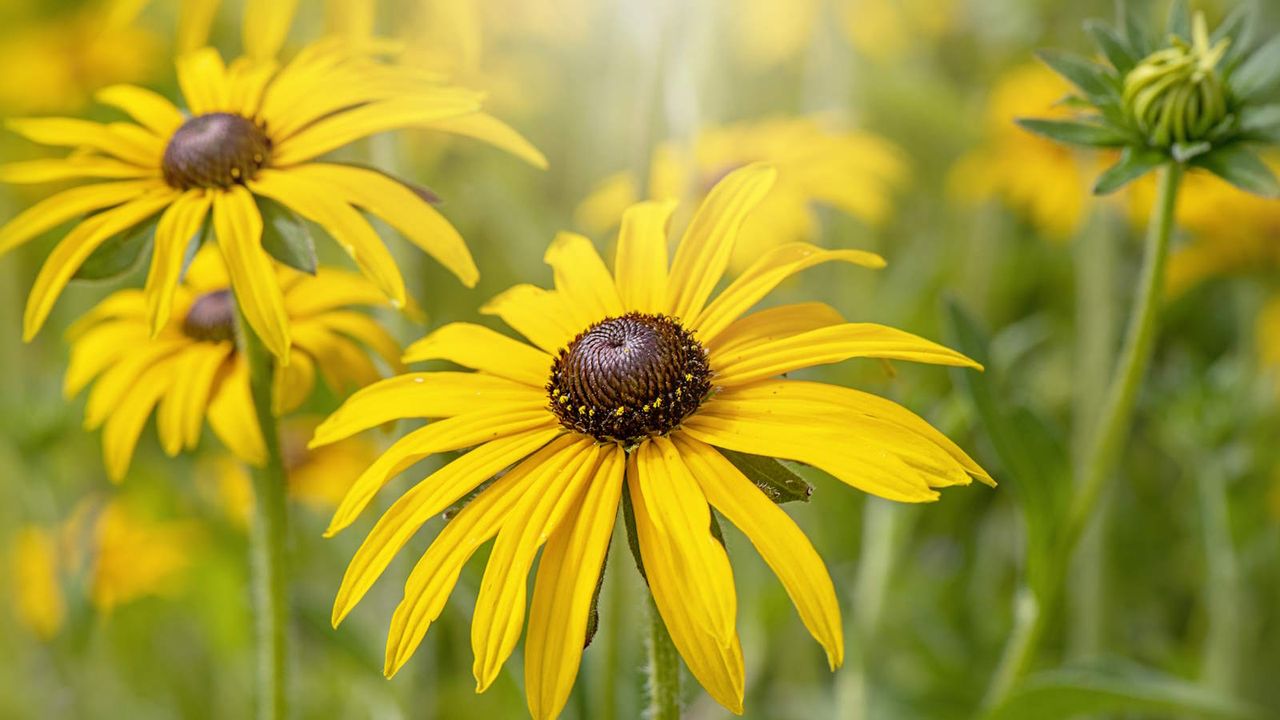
xmin=314 ymin=164 xmax=993 ymax=718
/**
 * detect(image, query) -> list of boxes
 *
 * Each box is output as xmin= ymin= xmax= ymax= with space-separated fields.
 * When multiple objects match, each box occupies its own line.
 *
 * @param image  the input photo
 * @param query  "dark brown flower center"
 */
xmin=161 ymin=113 xmax=271 ymax=190
xmin=183 ymin=290 xmax=236 ymax=343
xmin=547 ymin=313 xmax=712 ymax=445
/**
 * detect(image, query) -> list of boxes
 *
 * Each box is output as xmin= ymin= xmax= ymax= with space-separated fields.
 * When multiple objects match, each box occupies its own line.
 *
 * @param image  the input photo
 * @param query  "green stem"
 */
xmin=1196 ymin=461 xmax=1239 ymax=694
xmin=238 ymin=313 xmax=290 ymax=720
xmin=983 ymin=163 xmax=1182 ymax=711
xmin=834 ymin=499 xmax=902 ymax=719
xmin=646 ymin=595 xmax=680 ymax=720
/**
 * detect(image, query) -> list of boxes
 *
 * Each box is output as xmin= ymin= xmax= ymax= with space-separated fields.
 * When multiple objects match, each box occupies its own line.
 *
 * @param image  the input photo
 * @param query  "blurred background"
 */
xmin=1 ymin=0 xmax=1278 ymax=718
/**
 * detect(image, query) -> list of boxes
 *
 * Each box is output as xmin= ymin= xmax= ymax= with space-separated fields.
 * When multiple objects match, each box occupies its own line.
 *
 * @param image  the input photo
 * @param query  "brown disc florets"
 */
xmin=161 ymin=113 xmax=271 ymax=190
xmin=548 ymin=312 xmax=713 ymax=445
xmin=183 ymin=290 xmax=236 ymax=343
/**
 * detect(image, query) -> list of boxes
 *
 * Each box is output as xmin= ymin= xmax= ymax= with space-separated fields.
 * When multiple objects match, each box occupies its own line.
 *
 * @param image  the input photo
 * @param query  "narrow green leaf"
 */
xmin=1123 ymin=3 xmax=1153 ymax=59
xmin=1035 ymin=50 xmax=1120 ymax=104
xmin=582 ymin=538 xmax=610 ymax=649
xmin=1193 ymin=144 xmax=1280 ymax=197
xmin=1165 ymin=0 xmax=1190 ymax=40
xmin=1084 ymin=19 xmax=1137 ymax=74
xmin=256 ymin=195 xmax=318 ymax=274
xmin=621 ymin=489 xmax=647 ymax=584
xmin=985 ymin=661 xmax=1264 ymax=720
xmin=1016 ymin=118 xmax=1130 ymax=147
xmin=1239 ymin=103 xmax=1280 ymax=142
xmin=74 ymin=215 xmax=158 ymax=281
xmin=719 ymin=448 xmax=813 ymax=504
xmin=1231 ymin=37 xmax=1280 ymax=102
xmin=1214 ymin=2 xmax=1255 ymax=68
xmin=1094 ymin=147 xmax=1167 ymax=194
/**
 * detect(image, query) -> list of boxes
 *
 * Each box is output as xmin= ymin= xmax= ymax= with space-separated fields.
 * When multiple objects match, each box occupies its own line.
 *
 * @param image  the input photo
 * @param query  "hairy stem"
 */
xmin=646 ymin=595 xmax=680 ymax=720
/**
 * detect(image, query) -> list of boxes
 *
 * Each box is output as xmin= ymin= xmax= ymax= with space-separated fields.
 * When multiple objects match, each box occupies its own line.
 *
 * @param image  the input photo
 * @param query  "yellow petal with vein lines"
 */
xmin=243 ymin=0 xmax=298 ymax=61
xmin=156 ymin=342 xmax=231 ymax=455
xmin=24 ymin=190 xmax=177 ymax=341
xmin=402 ymin=323 xmax=552 ymax=388
xmin=0 ymin=157 xmax=158 ymax=184
xmin=545 ymin=232 xmax=623 ymax=328
xmin=95 ymin=84 xmax=185 ymax=137
xmin=712 ymin=323 xmax=981 ymax=386
xmin=146 ymin=191 xmax=212 ymax=335
xmin=177 ymin=47 xmax=229 ymax=115
xmin=525 ymin=445 xmax=625 ymax=720
xmin=207 ymin=359 xmax=266 ymax=465
xmin=631 ymin=438 xmax=737 ymax=645
xmin=103 ymin=360 xmax=175 ymax=482
xmin=283 ymin=163 xmax=478 ymax=287
xmin=326 ymin=408 xmax=558 ymax=537
xmin=426 ymin=112 xmax=548 ymax=169
xmin=666 ymin=163 xmax=776 ymax=321
xmin=707 ymin=302 xmax=845 ymax=356
xmin=213 ymin=187 xmax=290 ymax=359
xmin=628 ymin=450 xmax=745 ymax=714
xmin=480 ymin=284 xmax=579 ymax=354
xmin=334 ymin=429 xmax=561 ymax=629
xmin=693 ymin=243 xmax=885 ymax=342
xmin=614 ymin=200 xmax=675 ymax=314
xmin=0 ymin=181 xmax=162 ymax=256
xmin=673 ymin=433 xmax=844 ymax=669
xmin=310 ymin=372 xmax=547 ymax=447
xmin=5 ymin=118 xmax=160 ymax=167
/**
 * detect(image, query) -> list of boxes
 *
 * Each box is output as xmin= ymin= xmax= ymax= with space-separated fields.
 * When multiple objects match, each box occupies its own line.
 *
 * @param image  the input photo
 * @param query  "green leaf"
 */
xmin=1035 ymin=50 xmax=1120 ymax=105
xmin=1193 ymin=144 xmax=1280 ymax=197
xmin=1230 ymin=36 xmax=1280 ymax=102
xmin=1214 ymin=2 xmax=1255 ymax=68
xmin=256 ymin=195 xmax=318 ymax=274
xmin=985 ymin=661 xmax=1264 ymax=720
xmin=621 ymin=489 xmax=647 ymax=584
xmin=74 ymin=215 xmax=158 ymax=281
xmin=1123 ymin=3 xmax=1153 ymax=59
xmin=1239 ymin=103 xmax=1280 ymax=142
xmin=1084 ymin=19 xmax=1137 ymax=75
xmin=1165 ymin=0 xmax=1190 ymax=41
xmin=719 ymin=448 xmax=813 ymax=504
xmin=1016 ymin=118 xmax=1130 ymax=147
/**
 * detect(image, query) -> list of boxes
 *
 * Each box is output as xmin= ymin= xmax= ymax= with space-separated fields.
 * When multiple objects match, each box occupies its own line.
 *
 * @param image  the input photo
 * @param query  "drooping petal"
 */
xmin=524 ymin=445 xmax=625 ymax=720
xmin=480 ymin=285 xmax=580 ymax=354
xmin=273 ymin=347 xmax=316 ymax=415
xmin=102 ymin=358 xmax=177 ymax=482
xmin=212 ymin=185 xmax=291 ymax=359
xmin=614 ymin=199 xmax=676 ymax=314
xmin=282 ymin=267 xmax=386 ymax=317
xmin=313 ymin=310 xmax=403 ymax=372
xmin=673 ymin=433 xmax=844 ymax=669
xmin=95 ymin=84 xmax=186 ymax=138
xmin=291 ymin=321 xmax=380 ymax=395
xmin=207 ymin=359 xmax=266 ymax=465
xmin=83 ymin=340 xmax=187 ymax=429
xmin=693 ymin=243 xmax=885 ymax=342
xmin=706 ymin=302 xmax=845 ymax=356
xmin=5 ymin=118 xmax=161 ymax=167
xmin=544 ymin=232 xmax=624 ymax=328
xmin=64 ymin=320 xmax=148 ymax=399
xmin=156 ymin=342 xmax=232 ymax=455
xmin=426 ymin=112 xmax=548 ymax=169
xmin=403 ymin=323 xmax=553 ymax=388
xmin=145 ymin=190 xmax=212 ymax=335
xmin=0 ymin=157 xmax=159 ymax=184
xmin=666 ymin=163 xmax=776 ymax=321
xmin=0 ymin=180 xmax=163 ymax=256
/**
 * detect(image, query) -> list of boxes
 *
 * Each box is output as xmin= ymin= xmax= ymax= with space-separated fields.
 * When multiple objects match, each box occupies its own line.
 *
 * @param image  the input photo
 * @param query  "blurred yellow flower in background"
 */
xmin=9 ymin=527 xmax=66 ymax=640
xmin=576 ymin=117 xmax=906 ymax=268
xmin=839 ymin=0 xmax=959 ymax=63
xmin=951 ymin=63 xmax=1100 ymax=238
xmin=65 ymin=249 xmax=402 ymax=482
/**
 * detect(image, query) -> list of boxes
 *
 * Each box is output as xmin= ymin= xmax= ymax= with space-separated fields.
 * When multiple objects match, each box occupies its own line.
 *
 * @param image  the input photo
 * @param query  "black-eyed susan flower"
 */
xmin=315 ymin=164 xmax=992 ymax=717
xmin=65 ymin=249 xmax=402 ymax=482
xmin=0 ymin=34 xmax=543 ymax=360
xmin=575 ymin=117 xmax=906 ymax=269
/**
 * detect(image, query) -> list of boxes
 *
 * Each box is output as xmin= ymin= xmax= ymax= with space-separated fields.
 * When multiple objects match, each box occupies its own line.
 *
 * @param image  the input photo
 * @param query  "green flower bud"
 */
xmin=1122 ymin=13 xmax=1230 ymax=148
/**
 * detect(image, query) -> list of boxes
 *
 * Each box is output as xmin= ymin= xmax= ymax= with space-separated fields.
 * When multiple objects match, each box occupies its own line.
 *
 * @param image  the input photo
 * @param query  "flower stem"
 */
xmin=646 ymin=595 xmax=680 ymax=720
xmin=983 ymin=163 xmax=1183 ymax=710
xmin=238 ymin=314 xmax=290 ymax=720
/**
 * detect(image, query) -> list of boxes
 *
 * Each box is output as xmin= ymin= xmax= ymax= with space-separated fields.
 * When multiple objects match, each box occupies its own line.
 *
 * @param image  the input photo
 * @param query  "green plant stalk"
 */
xmin=984 ymin=163 xmax=1183 ymax=710
xmin=1196 ymin=463 xmax=1240 ymax=694
xmin=646 ymin=595 xmax=680 ymax=720
xmin=238 ymin=313 xmax=291 ymax=720
xmin=834 ymin=499 xmax=902 ymax=719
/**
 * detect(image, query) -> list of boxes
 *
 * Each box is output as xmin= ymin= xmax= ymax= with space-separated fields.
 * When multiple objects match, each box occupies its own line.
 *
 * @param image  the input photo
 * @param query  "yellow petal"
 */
xmin=5 ymin=118 xmax=160 ymax=167
xmin=146 ymin=191 xmax=212 ymax=336
xmin=282 ymin=163 xmax=479 ymax=287
xmin=0 ymin=157 xmax=158 ymax=184
xmin=225 ymin=57 xmax=278 ymax=120
xmin=177 ymin=0 xmax=220 ymax=53
xmin=314 ymin=310 xmax=404 ymax=373
xmin=156 ymin=342 xmax=232 ymax=455
xmin=311 ymin=372 xmax=546 ymax=447
xmin=693 ymin=243 xmax=885 ymax=343
xmin=95 ymin=84 xmax=186 ymax=138
xmin=23 ymin=190 xmax=177 ymax=341
xmin=207 ymin=359 xmax=266 ymax=465
xmin=666 ymin=163 xmax=776 ymax=321
xmin=524 ymin=445 xmax=625 ymax=720
xmin=242 ymin=0 xmax=298 ymax=61
xmin=333 ymin=429 xmax=562 ymax=628
xmin=83 ymin=340 xmax=187 ymax=429
xmin=273 ymin=348 xmax=316 ymax=415
xmin=64 ymin=320 xmax=149 ymax=399
xmin=614 ymin=199 xmax=676 ymax=314
xmin=426 ymin=112 xmax=548 ymax=169
xmin=673 ymin=434 xmax=844 ymax=669
xmin=326 ymin=408 xmax=559 ymax=537
xmin=176 ymin=47 xmax=230 ymax=115
xmin=0 ymin=180 xmax=163 ymax=256
xmin=402 ymin=323 xmax=552 ymax=388
xmin=480 ymin=285 xmax=580 ymax=354
xmin=282 ymin=267 xmax=385 ymax=317
xmin=706 ymin=302 xmax=845 ymax=356
xmin=711 ymin=323 xmax=982 ymax=387
xmin=628 ymin=448 xmax=745 ymax=714
xmin=212 ymin=186 xmax=291 ymax=359
xmin=544 ymin=232 xmax=624 ymax=328
xmin=102 ymin=360 xmax=174 ymax=482
xmin=291 ymin=322 xmax=379 ymax=394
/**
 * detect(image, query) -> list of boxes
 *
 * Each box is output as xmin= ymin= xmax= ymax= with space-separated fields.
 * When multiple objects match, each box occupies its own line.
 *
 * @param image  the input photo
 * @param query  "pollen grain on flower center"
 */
xmin=183 ymin=289 xmax=237 ymax=343
xmin=161 ymin=112 xmax=272 ymax=190
xmin=547 ymin=312 xmax=712 ymax=445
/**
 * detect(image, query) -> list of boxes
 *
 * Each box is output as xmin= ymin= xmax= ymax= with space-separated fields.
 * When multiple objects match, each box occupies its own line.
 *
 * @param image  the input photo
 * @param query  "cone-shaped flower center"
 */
xmin=183 ymin=289 xmax=236 ymax=343
xmin=548 ymin=312 xmax=712 ymax=445
xmin=162 ymin=113 xmax=272 ymax=190
xmin=1122 ymin=14 xmax=1230 ymax=147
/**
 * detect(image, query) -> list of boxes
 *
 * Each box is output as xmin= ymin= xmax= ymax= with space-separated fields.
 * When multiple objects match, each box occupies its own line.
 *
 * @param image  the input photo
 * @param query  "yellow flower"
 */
xmin=8 ymin=527 xmax=66 ymax=640
xmin=64 ymin=248 xmax=403 ymax=482
xmin=83 ymin=501 xmax=201 ymax=613
xmin=316 ymin=165 xmax=992 ymax=717
xmin=575 ymin=117 xmax=906 ymax=269
xmin=951 ymin=63 xmax=1102 ymax=238
xmin=0 ymin=32 xmax=542 ymax=360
